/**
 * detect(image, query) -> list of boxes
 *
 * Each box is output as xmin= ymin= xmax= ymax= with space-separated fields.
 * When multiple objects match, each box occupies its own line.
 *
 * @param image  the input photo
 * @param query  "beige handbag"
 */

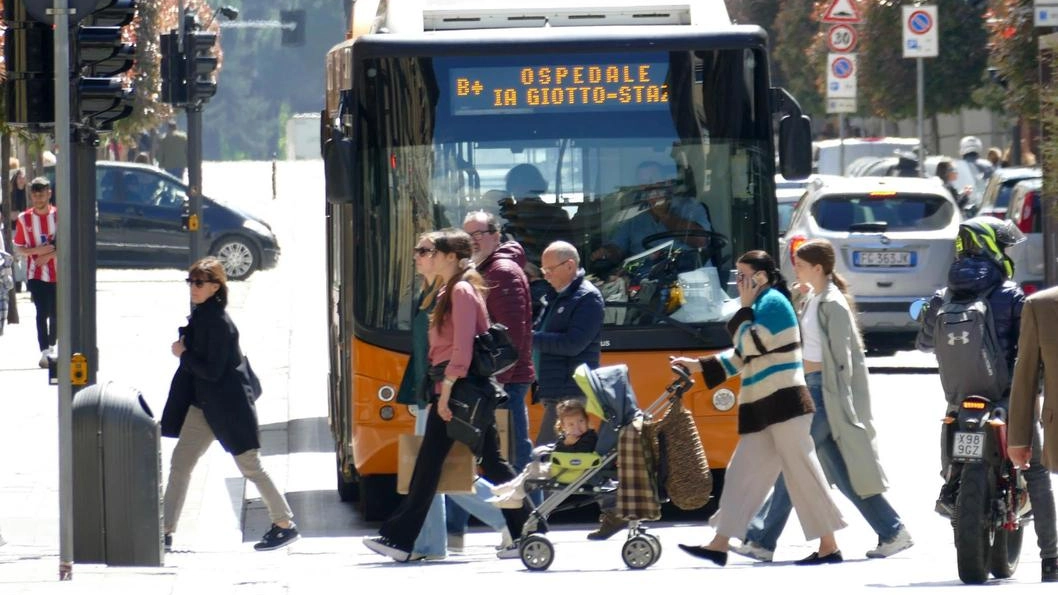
xmin=655 ymin=399 xmax=713 ymax=510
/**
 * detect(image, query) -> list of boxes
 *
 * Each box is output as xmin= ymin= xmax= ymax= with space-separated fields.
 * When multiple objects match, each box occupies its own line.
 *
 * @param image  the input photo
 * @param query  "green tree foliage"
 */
xmin=859 ymin=0 xmax=989 ymax=120
xmin=987 ymin=0 xmax=1039 ymax=118
xmin=202 ymin=0 xmax=345 ymax=160
xmin=773 ymin=0 xmax=825 ymax=118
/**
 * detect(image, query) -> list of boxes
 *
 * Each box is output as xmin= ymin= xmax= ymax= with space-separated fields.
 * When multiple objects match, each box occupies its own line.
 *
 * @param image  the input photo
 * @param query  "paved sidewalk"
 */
xmin=0 ymin=161 xmax=321 ymax=593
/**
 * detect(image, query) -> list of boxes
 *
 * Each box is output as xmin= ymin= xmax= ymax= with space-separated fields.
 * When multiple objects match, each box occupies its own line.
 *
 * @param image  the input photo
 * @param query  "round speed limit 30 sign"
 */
xmin=827 ymin=24 xmax=857 ymax=53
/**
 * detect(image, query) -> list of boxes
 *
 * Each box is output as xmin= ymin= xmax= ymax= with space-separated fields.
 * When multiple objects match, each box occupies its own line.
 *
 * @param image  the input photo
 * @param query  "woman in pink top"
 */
xmin=364 ymin=229 xmax=532 ymax=562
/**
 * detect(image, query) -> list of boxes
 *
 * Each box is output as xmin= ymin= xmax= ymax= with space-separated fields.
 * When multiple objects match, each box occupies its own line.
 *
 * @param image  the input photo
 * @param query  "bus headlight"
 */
xmin=379 ymin=405 xmax=395 ymax=420
xmin=377 ymin=385 xmax=396 ymax=402
xmin=712 ymin=388 xmax=736 ymax=412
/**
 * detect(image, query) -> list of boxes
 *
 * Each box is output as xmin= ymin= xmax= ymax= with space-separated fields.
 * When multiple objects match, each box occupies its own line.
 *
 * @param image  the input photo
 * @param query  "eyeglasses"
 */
xmin=413 ymin=247 xmax=437 ymax=257
xmin=185 ymin=278 xmax=215 ymax=288
xmin=541 ymin=258 xmax=573 ymax=276
xmin=467 ymin=228 xmax=496 ymax=240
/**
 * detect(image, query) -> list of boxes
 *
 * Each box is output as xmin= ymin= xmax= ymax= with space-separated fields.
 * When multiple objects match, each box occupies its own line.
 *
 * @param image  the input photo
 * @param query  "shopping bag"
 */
xmin=397 ymin=434 xmax=475 ymax=495
xmin=655 ymin=398 xmax=713 ymax=510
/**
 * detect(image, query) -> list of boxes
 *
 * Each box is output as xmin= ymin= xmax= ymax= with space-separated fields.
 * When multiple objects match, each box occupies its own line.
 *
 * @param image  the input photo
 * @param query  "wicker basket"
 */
xmin=655 ymin=398 xmax=713 ymax=511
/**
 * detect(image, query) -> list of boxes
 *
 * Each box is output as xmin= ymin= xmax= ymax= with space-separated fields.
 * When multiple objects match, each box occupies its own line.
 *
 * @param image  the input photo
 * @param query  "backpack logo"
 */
xmin=947 ymin=331 xmax=970 ymax=345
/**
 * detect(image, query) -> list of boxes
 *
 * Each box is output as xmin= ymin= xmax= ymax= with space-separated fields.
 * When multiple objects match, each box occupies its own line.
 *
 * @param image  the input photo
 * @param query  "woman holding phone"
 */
xmin=671 ymin=250 xmax=846 ymax=566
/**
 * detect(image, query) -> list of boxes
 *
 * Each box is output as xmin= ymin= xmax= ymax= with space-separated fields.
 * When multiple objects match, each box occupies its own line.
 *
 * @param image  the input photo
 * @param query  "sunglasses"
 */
xmin=185 ymin=278 xmax=215 ymax=288
xmin=413 ymin=247 xmax=437 ymax=257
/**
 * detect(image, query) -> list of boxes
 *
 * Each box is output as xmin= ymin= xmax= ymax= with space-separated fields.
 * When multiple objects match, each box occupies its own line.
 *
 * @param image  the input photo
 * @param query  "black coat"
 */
xmin=160 ymin=298 xmax=260 ymax=455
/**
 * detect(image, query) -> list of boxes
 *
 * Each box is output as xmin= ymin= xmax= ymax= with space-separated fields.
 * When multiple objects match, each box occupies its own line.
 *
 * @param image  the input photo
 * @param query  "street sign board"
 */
xmin=1036 ymin=1 xmax=1058 ymax=26
xmin=903 ymin=5 xmax=939 ymax=58
xmin=827 ymin=53 xmax=857 ymax=99
xmin=827 ymin=24 xmax=858 ymax=53
xmin=821 ymin=0 xmax=863 ymax=23
xmin=827 ymin=97 xmax=857 ymax=114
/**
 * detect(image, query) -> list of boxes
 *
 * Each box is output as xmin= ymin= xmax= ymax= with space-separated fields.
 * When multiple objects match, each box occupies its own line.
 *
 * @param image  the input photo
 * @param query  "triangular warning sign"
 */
xmin=821 ymin=0 xmax=863 ymax=23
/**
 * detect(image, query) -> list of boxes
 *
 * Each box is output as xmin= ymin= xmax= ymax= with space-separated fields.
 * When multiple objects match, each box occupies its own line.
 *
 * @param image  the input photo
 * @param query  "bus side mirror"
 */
xmin=778 ymin=114 xmax=812 ymax=180
xmin=324 ymin=137 xmax=355 ymax=204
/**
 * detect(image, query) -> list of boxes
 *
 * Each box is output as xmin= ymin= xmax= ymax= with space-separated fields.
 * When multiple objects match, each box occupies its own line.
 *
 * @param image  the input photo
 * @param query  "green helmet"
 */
xmin=955 ymin=216 xmax=1026 ymax=278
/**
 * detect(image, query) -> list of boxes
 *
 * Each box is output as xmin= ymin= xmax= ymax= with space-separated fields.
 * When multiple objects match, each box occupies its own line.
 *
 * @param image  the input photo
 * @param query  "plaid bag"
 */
xmin=615 ymin=419 xmax=661 ymax=521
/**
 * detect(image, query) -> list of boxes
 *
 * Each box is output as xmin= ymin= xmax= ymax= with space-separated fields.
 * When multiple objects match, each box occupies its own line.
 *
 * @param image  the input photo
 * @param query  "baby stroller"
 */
xmin=514 ymin=363 xmax=696 ymax=571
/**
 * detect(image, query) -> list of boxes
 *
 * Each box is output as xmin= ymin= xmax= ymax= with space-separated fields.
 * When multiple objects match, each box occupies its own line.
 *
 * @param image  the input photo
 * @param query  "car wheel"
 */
xmin=212 ymin=235 xmax=259 ymax=281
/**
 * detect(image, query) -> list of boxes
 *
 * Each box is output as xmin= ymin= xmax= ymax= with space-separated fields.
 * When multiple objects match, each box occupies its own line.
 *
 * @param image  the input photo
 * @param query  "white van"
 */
xmin=814 ymin=137 xmax=921 ymax=176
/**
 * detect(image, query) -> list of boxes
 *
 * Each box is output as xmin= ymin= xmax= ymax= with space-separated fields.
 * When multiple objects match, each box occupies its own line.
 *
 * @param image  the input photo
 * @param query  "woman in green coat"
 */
xmin=732 ymin=239 xmax=913 ymax=563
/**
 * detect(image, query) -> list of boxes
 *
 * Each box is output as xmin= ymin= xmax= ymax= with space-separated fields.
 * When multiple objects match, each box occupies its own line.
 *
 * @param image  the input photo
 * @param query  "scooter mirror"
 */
xmin=909 ymin=298 xmax=928 ymax=321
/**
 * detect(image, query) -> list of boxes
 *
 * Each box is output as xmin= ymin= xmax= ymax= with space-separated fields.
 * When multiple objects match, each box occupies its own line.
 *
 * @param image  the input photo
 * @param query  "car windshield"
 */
xmin=812 ymin=193 xmax=954 ymax=232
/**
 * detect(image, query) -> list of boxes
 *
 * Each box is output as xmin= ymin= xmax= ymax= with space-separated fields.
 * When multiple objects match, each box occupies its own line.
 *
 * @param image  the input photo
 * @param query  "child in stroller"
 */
xmin=489 ymin=399 xmax=599 ymax=509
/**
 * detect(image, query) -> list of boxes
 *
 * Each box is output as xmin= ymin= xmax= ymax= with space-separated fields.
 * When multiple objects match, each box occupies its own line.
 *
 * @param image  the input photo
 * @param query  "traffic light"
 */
xmin=4 ymin=0 xmax=55 ymax=125
xmin=160 ymin=32 xmax=188 ymax=105
xmin=75 ymin=0 xmax=137 ymax=130
xmin=184 ymin=18 xmax=220 ymax=105
xmin=281 ymin=9 xmax=306 ymax=47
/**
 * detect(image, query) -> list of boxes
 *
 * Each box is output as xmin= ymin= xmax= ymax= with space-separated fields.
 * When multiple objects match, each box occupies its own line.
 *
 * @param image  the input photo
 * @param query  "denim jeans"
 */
xmin=500 ymin=383 xmax=533 ymax=472
xmin=745 ymin=372 xmax=902 ymax=550
xmin=412 ymin=405 xmax=447 ymax=557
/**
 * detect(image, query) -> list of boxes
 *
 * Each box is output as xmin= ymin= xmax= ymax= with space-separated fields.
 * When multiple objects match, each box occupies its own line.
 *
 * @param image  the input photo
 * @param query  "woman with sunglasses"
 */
xmin=160 ymin=257 xmax=299 ymax=553
xmin=364 ymin=229 xmax=531 ymax=562
xmin=671 ymin=250 xmax=846 ymax=566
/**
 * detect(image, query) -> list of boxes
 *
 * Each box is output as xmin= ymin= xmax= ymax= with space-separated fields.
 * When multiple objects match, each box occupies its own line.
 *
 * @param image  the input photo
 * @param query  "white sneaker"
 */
xmin=0 ymin=532 xmax=6 ymax=547
xmin=409 ymin=552 xmax=446 ymax=561
xmin=38 ymin=350 xmax=50 ymax=368
xmin=496 ymin=541 xmax=521 ymax=559
xmin=496 ymin=528 xmax=513 ymax=551
xmin=729 ymin=540 xmax=774 ymax=562
xmin=866 ymin=525 xmax=913 ymax=559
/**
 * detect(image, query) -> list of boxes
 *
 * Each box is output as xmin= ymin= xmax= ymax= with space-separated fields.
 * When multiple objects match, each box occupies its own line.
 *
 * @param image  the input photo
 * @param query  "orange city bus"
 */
xmin=321 ymin=0 xmax=813 ymax=519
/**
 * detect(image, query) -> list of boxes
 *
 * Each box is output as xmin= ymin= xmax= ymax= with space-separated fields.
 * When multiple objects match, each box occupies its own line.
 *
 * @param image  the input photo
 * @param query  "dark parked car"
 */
xmin=48 ymin=162 xmax=279 ymax=280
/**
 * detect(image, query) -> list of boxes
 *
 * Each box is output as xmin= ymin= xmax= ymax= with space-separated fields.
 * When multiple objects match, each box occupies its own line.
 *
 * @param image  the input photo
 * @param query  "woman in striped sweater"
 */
xmin=672 ymin=250 xmax=846 ymax=567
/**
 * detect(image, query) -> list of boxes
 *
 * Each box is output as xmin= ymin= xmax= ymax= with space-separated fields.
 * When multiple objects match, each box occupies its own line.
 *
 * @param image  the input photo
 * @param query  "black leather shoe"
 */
xmin=1043 ymin=557 xmax=1058 ymax=582
xmin=677 ymin=544 xmax=727 ymax=566
xmin=795 ymin=550 xmax=844 ymax=565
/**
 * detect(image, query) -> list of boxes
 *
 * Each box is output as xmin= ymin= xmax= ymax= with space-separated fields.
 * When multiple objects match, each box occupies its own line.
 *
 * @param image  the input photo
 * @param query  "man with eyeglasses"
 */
xmin=536 ymin=240 xmax=619 ymax=539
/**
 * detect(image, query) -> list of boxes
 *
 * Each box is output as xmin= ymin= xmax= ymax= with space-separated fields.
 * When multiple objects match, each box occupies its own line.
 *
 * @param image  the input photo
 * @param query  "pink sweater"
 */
xmin=428 ymin=280 xmax=489 ymax=381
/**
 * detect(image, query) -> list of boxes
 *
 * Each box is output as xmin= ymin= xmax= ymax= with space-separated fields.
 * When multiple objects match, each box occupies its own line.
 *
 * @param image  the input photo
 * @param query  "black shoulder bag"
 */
xmin=469 ymin=323 xmax=519 ymax=378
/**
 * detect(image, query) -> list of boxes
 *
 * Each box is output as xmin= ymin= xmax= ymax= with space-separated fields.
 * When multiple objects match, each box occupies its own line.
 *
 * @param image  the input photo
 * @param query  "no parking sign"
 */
xmin=826 ymin=53 xmax=857 ymax=99
xmin=903 ymin=5 xmax=938 ymax=58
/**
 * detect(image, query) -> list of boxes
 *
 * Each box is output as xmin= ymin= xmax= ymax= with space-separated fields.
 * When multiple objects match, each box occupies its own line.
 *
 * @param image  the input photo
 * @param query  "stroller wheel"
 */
xmin=642 ymin=534 xmax=662 ymax=558
xmin=520 ymin=535 xmax=555 ymax=571
xmin=622 ymin=536 xmax=658 ymax=569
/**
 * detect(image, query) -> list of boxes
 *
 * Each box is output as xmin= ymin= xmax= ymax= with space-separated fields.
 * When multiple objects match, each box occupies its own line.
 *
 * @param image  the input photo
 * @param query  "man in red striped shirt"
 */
xmin=13 ymin=177 xmax=57 ymax=368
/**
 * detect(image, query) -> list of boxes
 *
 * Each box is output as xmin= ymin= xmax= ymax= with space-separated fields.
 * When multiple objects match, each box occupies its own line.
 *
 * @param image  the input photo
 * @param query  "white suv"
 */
xmin=778 ymin=176 xmax=961 ymax=337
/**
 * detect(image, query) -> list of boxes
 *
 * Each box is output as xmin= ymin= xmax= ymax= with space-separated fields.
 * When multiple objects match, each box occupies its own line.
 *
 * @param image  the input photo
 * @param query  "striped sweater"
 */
xmin=699 ymin=287 xmax=814 ymax=434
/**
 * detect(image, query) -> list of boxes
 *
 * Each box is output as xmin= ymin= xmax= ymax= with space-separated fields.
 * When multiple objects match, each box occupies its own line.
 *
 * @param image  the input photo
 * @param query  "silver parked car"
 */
xmin=778 ymin=176 xmax=960 ymax=337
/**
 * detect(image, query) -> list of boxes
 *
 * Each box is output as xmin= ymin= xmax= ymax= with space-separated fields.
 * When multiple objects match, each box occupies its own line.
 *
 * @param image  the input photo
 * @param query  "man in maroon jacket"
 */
xmin=463 ymin=211 xmax=536 ymax=471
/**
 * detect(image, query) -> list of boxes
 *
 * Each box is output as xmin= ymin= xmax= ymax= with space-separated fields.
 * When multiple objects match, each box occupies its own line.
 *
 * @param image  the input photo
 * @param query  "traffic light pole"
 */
xmin=49 ymin=0 xmax=75 ymax=581
xmin=187 ymin=106 xmax=205 ymax=262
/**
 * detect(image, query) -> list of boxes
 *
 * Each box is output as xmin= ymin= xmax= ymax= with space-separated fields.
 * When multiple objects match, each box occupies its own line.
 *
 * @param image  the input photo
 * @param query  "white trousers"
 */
xmin=710 ymin=414 xmax=846 ymax=542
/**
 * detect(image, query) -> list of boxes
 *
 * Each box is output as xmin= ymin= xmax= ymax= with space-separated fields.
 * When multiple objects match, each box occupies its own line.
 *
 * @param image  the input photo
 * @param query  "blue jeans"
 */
xmin=500 ymin=383 xmax=533 ymax=473
xmin=746 ymin=371 xmax=902 ymax=550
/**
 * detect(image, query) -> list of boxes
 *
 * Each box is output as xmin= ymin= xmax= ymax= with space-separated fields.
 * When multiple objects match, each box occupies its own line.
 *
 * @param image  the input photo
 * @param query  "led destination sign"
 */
xmin=450 ymin=62 xmax=670 ymax=115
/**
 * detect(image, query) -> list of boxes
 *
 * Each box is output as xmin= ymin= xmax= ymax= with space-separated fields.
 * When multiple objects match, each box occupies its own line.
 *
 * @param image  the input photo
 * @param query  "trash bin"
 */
xmin=72 ymin=382 xmax=163 ymax=566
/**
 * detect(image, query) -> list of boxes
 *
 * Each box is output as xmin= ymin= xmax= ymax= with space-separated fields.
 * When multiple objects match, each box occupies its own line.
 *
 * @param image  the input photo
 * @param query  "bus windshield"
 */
xmin=350 ymin=47 xmax=776 ymax=347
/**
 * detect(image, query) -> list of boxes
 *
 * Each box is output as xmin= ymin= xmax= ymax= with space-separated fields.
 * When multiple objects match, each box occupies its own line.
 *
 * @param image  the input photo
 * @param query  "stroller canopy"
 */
xmin=574 ymin=363 xmax=640 ymax=455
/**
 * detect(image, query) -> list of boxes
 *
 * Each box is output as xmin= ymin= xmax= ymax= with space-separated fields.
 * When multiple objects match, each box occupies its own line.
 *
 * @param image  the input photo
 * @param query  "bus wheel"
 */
xmin=337 ymin=463 xmax=358 ymax=503
xmin=358 ymin=474 xmax=400 ymax=521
